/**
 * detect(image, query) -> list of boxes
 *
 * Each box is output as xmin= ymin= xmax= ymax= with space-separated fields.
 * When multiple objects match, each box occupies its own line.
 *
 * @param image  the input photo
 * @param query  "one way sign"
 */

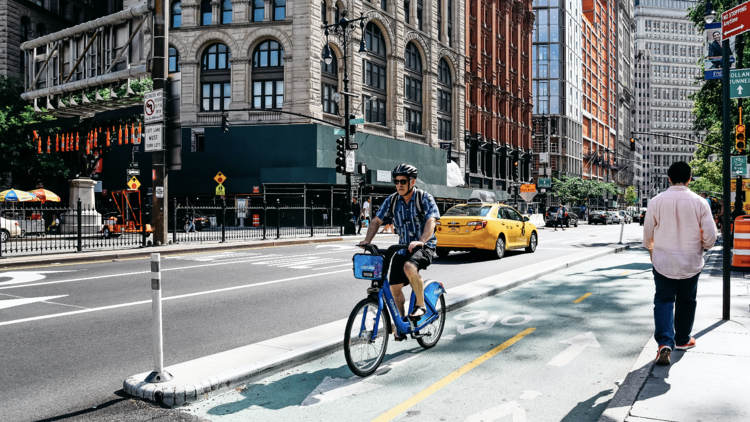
xmin=730 ymin=69 xmax=750 ymax=99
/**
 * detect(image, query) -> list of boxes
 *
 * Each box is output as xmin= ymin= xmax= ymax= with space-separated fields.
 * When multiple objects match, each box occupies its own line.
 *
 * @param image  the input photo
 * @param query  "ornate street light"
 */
xmin=704 ymin=1 xmax=716 ymax=24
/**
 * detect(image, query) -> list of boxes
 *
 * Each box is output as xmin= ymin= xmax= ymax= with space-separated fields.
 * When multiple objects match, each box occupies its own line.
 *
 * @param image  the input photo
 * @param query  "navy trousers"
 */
xmin=653 ymin=268 xmax=700 ymax=349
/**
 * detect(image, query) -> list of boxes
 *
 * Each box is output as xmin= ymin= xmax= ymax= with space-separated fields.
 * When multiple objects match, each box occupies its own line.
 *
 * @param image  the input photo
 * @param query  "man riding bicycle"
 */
xmin=359 ymin=164 xmax=441 ymax=339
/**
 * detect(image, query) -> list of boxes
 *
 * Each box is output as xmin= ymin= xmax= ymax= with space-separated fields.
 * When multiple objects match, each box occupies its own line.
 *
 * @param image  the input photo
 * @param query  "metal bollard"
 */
xmin=144 ymin=253 xmax=173 ymax=383
xmin=618 ymin=218 xmax=625 ymax=245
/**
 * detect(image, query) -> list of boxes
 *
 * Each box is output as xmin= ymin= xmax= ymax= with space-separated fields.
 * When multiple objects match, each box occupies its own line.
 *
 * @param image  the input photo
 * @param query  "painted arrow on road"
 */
xmin=464 ymin=401 xmax=527 ymax=422
xmin=0 ymin=271 xmax=74 ymax=286
xmin=0 ymin=295 xmax=68 ymax=310
xmin=547 ymin=332 xmax=601 ymax=367
xmin=457 ymin=315 xmax=500 ymax=335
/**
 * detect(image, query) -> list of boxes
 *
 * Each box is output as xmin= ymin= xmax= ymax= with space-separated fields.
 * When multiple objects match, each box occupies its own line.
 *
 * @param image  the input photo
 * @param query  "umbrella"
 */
xmin=0 ymin=189 xmax=36 ymax=202
xmin=28 ymin=189 xmax=61 ymax=202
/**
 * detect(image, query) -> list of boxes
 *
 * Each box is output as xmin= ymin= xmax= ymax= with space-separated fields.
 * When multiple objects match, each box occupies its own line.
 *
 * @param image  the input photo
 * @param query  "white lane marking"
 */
xmin=547 ymin=332 xmax=601 ymax=367
xmin=315 ymin=244 xmax=357 ymax=251
xmin=0 ymin=269 xmax=350 ymax=327
xmin=453 ymin=310 xmax=488 ymax=321
xmin=457 ymin=314 xmax=499 ymax=335
xmin=464 ymin=401 xmax=526 ymax=422
xmin=311 ymin=263 xmax=352 ymax=271
xmin=500 ymin=315 xmax=532 ymax=326
xmin=519 ymin=391 xmax=542 ymax=400
xmin=300 ymin=352 xmax=420 ymax=407
xmin=0 ymin=271 xmax=75 ymax=286
xmin=0 ymin=295 xmax=69 ymax=310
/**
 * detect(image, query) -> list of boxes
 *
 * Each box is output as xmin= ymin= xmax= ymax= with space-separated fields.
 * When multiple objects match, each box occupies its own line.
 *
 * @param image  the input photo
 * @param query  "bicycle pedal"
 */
xmin=411 ymin=331 xmax=425 ymax=339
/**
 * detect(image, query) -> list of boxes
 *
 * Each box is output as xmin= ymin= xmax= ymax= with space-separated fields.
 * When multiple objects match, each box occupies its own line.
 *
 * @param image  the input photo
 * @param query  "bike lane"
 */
xmin=182 ymin=249 xmax=656 ymax=422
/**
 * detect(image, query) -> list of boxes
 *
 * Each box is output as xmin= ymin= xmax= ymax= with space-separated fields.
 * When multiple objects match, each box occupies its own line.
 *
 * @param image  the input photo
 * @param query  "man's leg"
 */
xmin=390 ymin=283 xmax=407 ymax=318
xmin=653 ymin=269 xmax=678 ymax=349
xmin=674 ymin=272 xmax=700 ymax=346
xmin=403 ymin=261 xmax=425 ymax=308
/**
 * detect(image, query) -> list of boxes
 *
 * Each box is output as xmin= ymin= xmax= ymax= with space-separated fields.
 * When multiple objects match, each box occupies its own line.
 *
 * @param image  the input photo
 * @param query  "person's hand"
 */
xmin=358 ymin=240 xmax=369 ymax=248
xmin=408 ymin=241 xmax=424 ymax=252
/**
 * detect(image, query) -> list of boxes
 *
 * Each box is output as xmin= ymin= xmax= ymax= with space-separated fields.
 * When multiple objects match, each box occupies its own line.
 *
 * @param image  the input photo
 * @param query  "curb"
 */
xmin=123 ymin=243 xmax=634 ymax=408
xmin=0 ymin=237 xmax=348 ymax=269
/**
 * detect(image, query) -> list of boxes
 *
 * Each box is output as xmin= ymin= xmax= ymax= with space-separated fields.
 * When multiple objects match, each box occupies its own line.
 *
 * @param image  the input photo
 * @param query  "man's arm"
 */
xmin=359 ymin=217 xmax=383 ymax=245
xmin=700 ymin=201 xmax=718 ymax=249
xmin=642 ymin=202 xmax=656 ymax=260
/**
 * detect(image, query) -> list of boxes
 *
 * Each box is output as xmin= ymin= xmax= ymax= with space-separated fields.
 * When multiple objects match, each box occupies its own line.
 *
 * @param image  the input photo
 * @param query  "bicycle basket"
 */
xmin=352 ymin=254 xmax=385 ymax=280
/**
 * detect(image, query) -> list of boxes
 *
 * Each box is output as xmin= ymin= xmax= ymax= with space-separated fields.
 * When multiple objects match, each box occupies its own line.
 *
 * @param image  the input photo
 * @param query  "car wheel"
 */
xmin=0 ymin=230 xmax=8 ymax=243
xmin=565 ymin=219 xmax=570 ymax=228
xmin=492 ymin=236 xmax=506 ymax=259
xmin=102 ymin=227 xmax=110 ymax=239
xmin=525 ymin=232 xmax=538 ymax=253
xmin=436 ymin=248 xmax=450 ymax=258
xmin=18 ymin=230 xmax=26 ymax=239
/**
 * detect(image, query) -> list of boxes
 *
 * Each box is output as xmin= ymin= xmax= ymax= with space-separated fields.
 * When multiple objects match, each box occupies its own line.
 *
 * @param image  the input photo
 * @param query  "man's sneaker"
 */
xmin=675 ymin=337 xmax=697 ymax=351
xmin=655 ymin=345 xmax=672 ymax=365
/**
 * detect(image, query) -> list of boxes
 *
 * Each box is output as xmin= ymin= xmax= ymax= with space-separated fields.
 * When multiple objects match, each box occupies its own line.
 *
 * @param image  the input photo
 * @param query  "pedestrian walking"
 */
xmin=360 ymin=198 xmax=371 ymax=234
xmin=643 ymin=161 xmax=717 ymax=366
xmin=554 ymin=206 xmax=565 ymax=231
xmin=352 ymin=197 xmax=361 ymax=234
xmin=186 ymin=209 xmax=197 ymax=233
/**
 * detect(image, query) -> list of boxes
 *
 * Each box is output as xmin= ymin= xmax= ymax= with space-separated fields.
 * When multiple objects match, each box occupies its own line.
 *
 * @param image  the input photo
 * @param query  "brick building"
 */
xmin=464 ymin=0 xmax=535 ymax=193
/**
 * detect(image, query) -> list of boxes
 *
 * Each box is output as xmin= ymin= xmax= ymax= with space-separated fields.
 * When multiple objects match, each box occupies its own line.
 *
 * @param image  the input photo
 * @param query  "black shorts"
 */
xmin=389 ymin=248 xmax=434 ymax=286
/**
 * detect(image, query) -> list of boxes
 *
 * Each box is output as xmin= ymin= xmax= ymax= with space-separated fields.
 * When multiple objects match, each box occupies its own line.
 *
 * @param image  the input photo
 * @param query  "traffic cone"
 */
xmin=38 ymin=137 xmax=41 ymax=154
xmin=106 ymin=128 xmax=110 ymax=147
xmin=76 ymin=133 xmax=79 ymax=150
xmin=47 ymin=136 xmax=50 ymax=153
xmin=124 ymin=124 xmax=129 ymax=145
xmin=118 ymin=125 xmax=122 ymax=145
xmin=56 ymin=134 xmax=59 ymax=152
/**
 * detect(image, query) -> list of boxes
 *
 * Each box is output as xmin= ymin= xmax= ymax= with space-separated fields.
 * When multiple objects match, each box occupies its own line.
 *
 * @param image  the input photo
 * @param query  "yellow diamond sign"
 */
xmin=214 ymin=171 xmax=227 ymax=184
xmin=128 ymin=176 xmax=141 ymax=190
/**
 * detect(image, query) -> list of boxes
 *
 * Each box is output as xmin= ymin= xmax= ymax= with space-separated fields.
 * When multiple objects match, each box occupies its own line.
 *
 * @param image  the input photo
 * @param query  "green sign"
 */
xmin=349 ymin=118 xmax=365 ymax=125
xmin=333 ymin=128 xmax=345 ymax=135
xmin=216 ymin=184 xmax=226 ymax=196
xmin=538 ymin=178 xmax=552 ymax=188
xmin=730 ymin=69 xmax=750 ymax=99
xmin=731 ymin=155 xmax=747 ymax=176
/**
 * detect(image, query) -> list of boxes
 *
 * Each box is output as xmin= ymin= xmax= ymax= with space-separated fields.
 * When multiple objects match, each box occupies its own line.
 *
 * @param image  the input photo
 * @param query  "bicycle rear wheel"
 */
xmin=344 ymin=298 xmax=391 ymax=377
xmin=417 ymin=294 xmax=446 ymax=349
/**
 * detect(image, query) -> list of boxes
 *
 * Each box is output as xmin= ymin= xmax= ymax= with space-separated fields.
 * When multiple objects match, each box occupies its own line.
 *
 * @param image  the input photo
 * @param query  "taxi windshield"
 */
xmin=443 ymin=205 xmax=493 ymax=217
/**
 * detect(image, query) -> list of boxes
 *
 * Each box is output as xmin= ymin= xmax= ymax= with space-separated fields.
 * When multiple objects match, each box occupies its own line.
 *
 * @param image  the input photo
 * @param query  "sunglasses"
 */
xmin=394 ymin=179 xmax=410 ymax=185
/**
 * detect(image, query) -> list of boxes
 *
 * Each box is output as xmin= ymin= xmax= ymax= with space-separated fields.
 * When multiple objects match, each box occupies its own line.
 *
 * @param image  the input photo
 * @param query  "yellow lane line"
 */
xmin=620 ymin=270 xmax=631 ymax=276
xmin=370 ymin=327 xmax=536 ymax=422
xmin=573 ymin=293 xmax=593 ymax=303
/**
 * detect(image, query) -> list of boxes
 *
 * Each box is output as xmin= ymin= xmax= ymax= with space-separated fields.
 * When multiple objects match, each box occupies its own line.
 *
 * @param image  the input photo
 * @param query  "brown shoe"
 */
xmin=655 ymin=345 xmax=672 ymax=365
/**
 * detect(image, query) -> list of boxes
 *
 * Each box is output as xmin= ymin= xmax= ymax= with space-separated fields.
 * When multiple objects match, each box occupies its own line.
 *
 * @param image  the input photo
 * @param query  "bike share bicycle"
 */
xmin=344 ymin=243 xmax=447 ymax=377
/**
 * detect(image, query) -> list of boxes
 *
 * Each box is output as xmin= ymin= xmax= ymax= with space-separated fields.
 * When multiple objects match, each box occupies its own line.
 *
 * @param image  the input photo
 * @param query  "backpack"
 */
xmin=383 ymin=188 xmax=433 ymax=230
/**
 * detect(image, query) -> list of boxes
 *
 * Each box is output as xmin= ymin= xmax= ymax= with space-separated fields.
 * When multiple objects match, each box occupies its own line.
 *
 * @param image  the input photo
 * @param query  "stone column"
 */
xmin=60 ymin=179 xmax=102 ymax=235
xmin=264 ymin=0 xmax=272 ymax=21
xmin=183 ymin=1 xmax=200 ymax=27
xmin=232 ymin=0 xmax=249 ymax=21
xmin=212 ymin=0 xmax=221 ymax=24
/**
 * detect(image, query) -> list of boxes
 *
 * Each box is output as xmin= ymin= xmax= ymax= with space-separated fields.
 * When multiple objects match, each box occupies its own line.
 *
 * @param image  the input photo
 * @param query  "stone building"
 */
xmin=615 ymin=0 xmax=636 ymax=193
xmin=464 ymin=0 xmax=535 ymax=193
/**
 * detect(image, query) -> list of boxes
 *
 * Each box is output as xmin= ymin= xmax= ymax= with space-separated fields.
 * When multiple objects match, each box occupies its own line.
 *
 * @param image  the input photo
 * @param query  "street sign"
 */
xmin=253 ymin=186 xmax=260 ymax=193
xmin=349 ymin=118 xmax=365 ymax=125
xmin=730 ymin=69 xmax=750 ymax=99
xmin=216 ymin=184 xmax=226 ymax=196
xmin=155 ymin=186 xmax=164 ymax=198
xmin=722 ymin=2 xmax=750 ymax=40
xmin=144 ymin=124 xmax=164 ymax=152
xmin=127 ymin=169 xmax=140 ymax=176
xmin=348 ymin=142 xmax=359 ymax=150
xmin=538 ymin=178 xmax=552 ymax=188
xmin=539 ymin=152 xmax=549 ymax=163
xmin=731 ymin=155 xmax=748 ymax=176
xmin=127 ymin=176 xmax=141 ymax=190
xmin=520 ymin=192 xmax=537 ymax=203
xmin=520 ymin=184 xmax=536 ymax=193
xmin=214 ymin=171 xmax=227 ymax=184
xmin=345 ymin=150 xmax=355 ymax=173
xmin=333 ymin=128 xmax=346 ymax=135
xmin=143 ymin=89 xmax=164 ymax=124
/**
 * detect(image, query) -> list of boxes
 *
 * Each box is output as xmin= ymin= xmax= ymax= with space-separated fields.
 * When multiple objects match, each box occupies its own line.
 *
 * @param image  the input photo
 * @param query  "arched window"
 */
xmin=404 ymin=42 xmax=422 ymax=135
xmin=334 ymin=2 xmax=340 ymax=23
xmin=201 ymin=0 xmax=212 ymax=25
xmin=253 ymin=40 xmax=285 ymax=109
xmin=253 ymin=0 xmax=264 ymax=21
xmin=363 ymin=22 xmax=386 ymax=126
xmin=321 ymin=1 xmax=327 ymax=24
xmin=221 ymin=0 xmax=232 ymax=24
xmin=169 ymin=47 xmax=180 ymax=73
xmin=171 ymin=2 xmax=182 ymax=28
xmin=321 ymin=46 xmax=338 ymax=114
xmin=274 ymin=0 xmax=286 ymax=20
xmin=437 ymin=58 xmax=452 ymax=141
xmin=200 ymin=43 xmax=231 ymax=111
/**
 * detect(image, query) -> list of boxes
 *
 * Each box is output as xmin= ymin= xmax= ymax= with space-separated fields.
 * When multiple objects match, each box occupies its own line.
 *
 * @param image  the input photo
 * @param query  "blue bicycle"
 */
xmin=345 ymin=244 xmax=446 ymax=377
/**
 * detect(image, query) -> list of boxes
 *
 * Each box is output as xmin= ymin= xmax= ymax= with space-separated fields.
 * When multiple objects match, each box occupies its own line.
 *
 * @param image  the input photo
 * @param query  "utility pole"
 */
xmin=151 ymin=0 xmax=168 ymax=245
xmin=720 ymin=13 xmax=731 ymax=321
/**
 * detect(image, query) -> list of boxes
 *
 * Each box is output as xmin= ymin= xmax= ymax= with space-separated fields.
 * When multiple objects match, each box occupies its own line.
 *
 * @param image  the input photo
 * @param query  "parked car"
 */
xmin=168 ymin=209 xmax=212 ymax=232
xmin=0 ymin=216 xmax=22 ymax=242
xmin=618 ymin=210 xmax=632 ymax=224
xmin=633 ymin=207 xmax=647 ymax=223
xmin=639 ymin=209 xmax=647 ymax=226
xmin=589 ymin=210 xmax=613 ymax=225
xmin=544 ymin=206 xmax=579 ymax=228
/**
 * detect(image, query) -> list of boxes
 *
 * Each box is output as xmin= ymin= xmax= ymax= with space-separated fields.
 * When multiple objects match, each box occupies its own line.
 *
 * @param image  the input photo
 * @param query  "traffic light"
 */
xmin=221 ymin=113 xmax=229 ymax=133
xmin=630 ymin=138 xmax=636 ymax=151
xmin=512 ymin=160 xmax=519 ymax=181
xmin=737 ymin=124 xmax=746 ymax=153
xmin=349 ymin=113 xmax=357 ymax=137
xmin=335 ymin=137 xmax=346 ymax=173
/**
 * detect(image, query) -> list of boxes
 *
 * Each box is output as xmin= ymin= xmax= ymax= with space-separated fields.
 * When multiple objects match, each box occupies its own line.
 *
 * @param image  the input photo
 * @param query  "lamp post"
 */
xmin=323 ymin=10 xmax=368 ymax=235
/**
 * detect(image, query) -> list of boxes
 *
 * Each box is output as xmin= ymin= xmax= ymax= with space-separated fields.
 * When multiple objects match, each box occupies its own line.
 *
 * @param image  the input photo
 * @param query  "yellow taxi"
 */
xmin=435 ymin=201 xmax=538 ymax=259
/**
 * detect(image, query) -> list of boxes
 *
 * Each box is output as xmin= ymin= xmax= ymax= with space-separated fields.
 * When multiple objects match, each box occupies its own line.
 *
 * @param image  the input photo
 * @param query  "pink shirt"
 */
xmin=642 ymin=186 xmax=717 ymax=279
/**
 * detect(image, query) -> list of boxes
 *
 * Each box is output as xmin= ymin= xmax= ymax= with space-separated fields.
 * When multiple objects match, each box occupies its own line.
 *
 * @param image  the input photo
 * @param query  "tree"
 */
xmin=624 ymin=186 xmax=638 ymax=206
xmin=689 ymin=158 xmax=723 ymax=196
xmin=550 ymin=176 xmax=619 ymax=207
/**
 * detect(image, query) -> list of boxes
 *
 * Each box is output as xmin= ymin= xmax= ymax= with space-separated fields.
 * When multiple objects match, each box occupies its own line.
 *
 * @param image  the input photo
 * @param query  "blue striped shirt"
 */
xmin=376 ymin=190 xmax=441 ymax=255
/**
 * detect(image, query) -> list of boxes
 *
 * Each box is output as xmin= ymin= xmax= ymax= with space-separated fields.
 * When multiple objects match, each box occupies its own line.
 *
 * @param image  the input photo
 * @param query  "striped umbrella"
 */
xmin=0 ymin=189 xmax=36 ymax=202
xmin=28 ymin=189 xmax=61 ymax=202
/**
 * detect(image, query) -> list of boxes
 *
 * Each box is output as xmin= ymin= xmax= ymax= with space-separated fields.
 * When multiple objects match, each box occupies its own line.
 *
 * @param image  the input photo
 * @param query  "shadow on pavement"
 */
xmin=559 ymin=388 xmax=615 ymax=422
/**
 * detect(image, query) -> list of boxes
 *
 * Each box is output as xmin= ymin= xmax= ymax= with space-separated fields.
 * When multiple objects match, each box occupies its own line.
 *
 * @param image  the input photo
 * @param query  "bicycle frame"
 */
xmin=363 ymin=276 xmax=440 ymax=341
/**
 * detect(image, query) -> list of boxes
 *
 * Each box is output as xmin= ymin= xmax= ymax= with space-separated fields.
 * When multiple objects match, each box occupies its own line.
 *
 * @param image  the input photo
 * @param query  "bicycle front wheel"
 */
xmin=344 ymin=298 xmax=391 ymax=377
xmin=417 ymin=294 xmax=446 ymax=349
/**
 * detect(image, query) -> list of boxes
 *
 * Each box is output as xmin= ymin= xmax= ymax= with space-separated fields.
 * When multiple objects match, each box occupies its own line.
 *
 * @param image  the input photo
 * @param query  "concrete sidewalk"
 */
xmin=599 ymin=247 xmax=750 ymax=422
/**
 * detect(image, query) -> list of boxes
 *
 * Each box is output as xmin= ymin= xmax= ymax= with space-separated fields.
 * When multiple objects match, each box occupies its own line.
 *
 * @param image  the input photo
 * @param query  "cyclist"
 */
xmin=359 ymin=164 xmax=441 ymax=340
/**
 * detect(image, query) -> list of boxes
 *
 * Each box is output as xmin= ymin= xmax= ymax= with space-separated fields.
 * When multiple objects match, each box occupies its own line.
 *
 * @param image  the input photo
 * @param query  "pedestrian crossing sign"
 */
xmin=127 ymin=176 xmax=141 ymax=190
xmin=216 ymin=184 xmax=226 ymax=196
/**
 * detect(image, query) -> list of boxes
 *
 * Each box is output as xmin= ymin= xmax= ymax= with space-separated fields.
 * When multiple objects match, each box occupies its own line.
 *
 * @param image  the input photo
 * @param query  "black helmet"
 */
xmin=392 ymin=163 xmax=418 ymax=180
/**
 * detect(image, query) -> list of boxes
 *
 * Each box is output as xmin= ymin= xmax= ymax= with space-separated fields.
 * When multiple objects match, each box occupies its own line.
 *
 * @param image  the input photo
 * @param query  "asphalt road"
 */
xmin=0 ymin=222 xmax=645 ymax=421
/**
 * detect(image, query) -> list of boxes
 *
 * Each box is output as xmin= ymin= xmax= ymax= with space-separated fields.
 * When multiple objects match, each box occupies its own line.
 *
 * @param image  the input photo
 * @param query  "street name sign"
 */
xmin=731 ymin=155 xmax=748 ymax=176
xmin=349 ymin=118 xmax=365 ymax=125
xmin=214 ymin=172 xmax=227 ymax=184
xmin=144 ymin=124 xmax=164 ymax=152
xmin=538 ymin=177 xmax=552 ymax=188
xmin=348 ymin=142 xmax=359 ymax=150
xmin=143 ymin=89 xmax=164 ymax=124
xmin=333 ymin=128 xmax=346 ymax=135
xmin=127 ymin=176 xmax=141 ymax=190
xmin=723 ymin=1 xmax=750 ymax=40
xmin=730 ymin=69 xmax=750 ymax=99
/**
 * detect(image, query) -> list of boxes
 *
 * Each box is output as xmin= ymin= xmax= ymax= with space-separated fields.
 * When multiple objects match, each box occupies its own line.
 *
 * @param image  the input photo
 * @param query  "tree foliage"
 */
xmin=624 ymin=186 xmax=638 ymax=206
xmin=549 ymin=176 xmax=619 ymax=206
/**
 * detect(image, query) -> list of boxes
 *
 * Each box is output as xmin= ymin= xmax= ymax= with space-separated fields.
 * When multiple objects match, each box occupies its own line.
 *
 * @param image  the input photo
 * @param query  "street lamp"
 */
xmin=704 ymin=1 xmax=717 ymax=24
xmin=322 ymin=10 xmax=368 ymax=235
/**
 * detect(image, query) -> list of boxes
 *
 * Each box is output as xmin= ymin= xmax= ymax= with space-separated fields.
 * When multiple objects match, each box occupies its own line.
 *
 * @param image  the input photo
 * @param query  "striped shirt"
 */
xmin=376 ymin=191 xmax=441 ymax=255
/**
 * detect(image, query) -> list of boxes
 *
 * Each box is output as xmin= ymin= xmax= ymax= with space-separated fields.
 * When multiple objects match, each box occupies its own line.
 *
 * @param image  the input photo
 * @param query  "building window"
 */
xmin=171 ymin=2 xmax=182 ymax=28
xmin=253 ymin=40 xmax=285 ymax=109
xmin=437 ymin=58 xmax=452 ymax=140
xmin=363 ymin=22 xmax=387 ymax=126
xmin=274 ymin=0 xmax=286 ymax=20
xmin=322 ymin=1 xmax=327 ymax=24
xmin=201 ymin=43 xmax=231 ymax=111
xmin=417 ymin=0 xmax=423 ymax=31
xmin=404 ymin=0 xmax=410 ymax=24
xmin=169 ymin=47 xmax=180 ymax=72
xmin=404 ymin=42 xmax=422 ymax=134
xmin=447 ymin=0 xmax=452 ymax=45
xmin=437 ymin=0 xmax=442 ymax=40
xmin=381 ymin=0 xmax=387 ymax=11
xmin=201 ymin=0 xmax=212 ymax=25
xmin=334 ymin=2 xmax=340 ymax=23
xmin=321 ymin=46 xmax=339 ymax=114
xmin=253 ymin=0 xmax=265 ymax=21
xmin=20 ymin=17 xmax=29 ymax=75
xmin=221 ymin=0 xmax=232 ymax=24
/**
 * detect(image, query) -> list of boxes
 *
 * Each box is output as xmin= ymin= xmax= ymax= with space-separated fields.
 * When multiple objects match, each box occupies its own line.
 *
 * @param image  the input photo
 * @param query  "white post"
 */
xmin=145 ymin=253 xmax=173 ymax=383
xmin=618 ymin=219 xmax=625 ymax=245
